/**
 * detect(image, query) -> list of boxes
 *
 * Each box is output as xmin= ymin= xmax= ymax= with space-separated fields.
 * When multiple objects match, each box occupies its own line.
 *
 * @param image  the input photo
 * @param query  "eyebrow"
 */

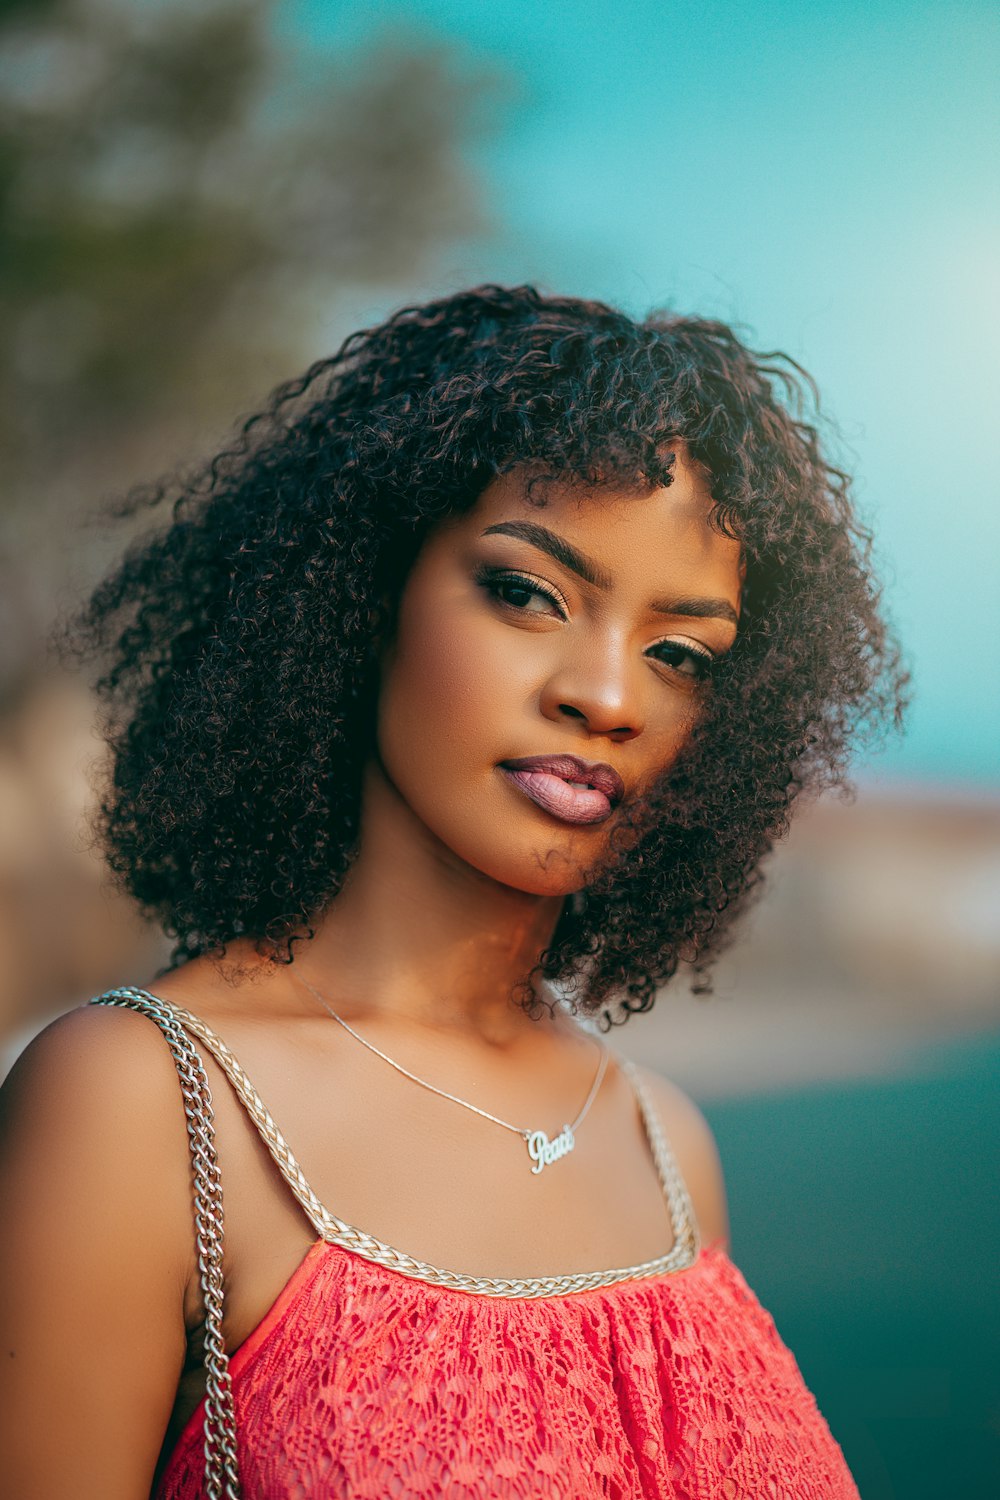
xmin=480 ymin=521 xmax=740 ymax=627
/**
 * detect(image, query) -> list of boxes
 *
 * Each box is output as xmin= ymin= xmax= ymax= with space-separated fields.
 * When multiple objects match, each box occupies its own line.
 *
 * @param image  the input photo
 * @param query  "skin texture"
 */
xmin=374 ymin=460 xmax=742 ymax=901
xmin=0 ymin=457 xmax=734 ymax=1499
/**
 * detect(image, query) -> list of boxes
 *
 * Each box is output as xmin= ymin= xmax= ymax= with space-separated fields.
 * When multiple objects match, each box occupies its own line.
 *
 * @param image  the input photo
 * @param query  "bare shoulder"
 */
xmin=2 ymin=999 xmax=193 ymax=1146
xmin=0 ymin=1003 xmax=197 ymax=1495
xmin=0 ymin=1000 xmax=195 ymax=1279
xmin=632 ymin=1063 xmax=731 ymax=1253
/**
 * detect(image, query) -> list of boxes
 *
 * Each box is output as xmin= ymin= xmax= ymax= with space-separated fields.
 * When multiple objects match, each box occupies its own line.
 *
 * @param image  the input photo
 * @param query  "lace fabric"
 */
xmin=88 ymin=988 xmax=857 ymax=1499
xmin=156 ymin=1237 xmax=859 ymax=1499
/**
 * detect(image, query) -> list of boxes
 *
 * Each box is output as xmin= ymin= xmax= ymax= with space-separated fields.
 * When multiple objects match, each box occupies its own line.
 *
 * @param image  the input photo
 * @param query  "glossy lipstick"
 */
xmin=499 ymin=754 xmax=625 ymax=826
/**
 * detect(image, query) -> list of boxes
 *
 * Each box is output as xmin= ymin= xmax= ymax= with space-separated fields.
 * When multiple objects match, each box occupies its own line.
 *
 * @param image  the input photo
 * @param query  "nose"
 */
xmin=538 ymin=634 xmax=644 ymax=742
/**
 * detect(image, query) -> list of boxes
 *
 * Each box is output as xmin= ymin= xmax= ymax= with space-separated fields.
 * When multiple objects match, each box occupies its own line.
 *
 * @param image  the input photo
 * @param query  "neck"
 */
xmin=289 ymin=760 xmax=569 ymax=1048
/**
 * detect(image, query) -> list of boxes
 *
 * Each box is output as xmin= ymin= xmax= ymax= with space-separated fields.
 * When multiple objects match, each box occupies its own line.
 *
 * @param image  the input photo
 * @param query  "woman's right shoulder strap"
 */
xmin=87 ymin=986 xmax=242 ymax=1499
xmin=88 ymin=986 xmax=332 ymax=1241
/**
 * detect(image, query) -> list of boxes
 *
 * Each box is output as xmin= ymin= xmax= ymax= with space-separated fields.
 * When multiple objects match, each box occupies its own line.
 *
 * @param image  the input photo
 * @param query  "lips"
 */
xmin=499 ymin=754 xmax=625 ymax=826
xmin=501 ymin=755 xmax=625 ymax=802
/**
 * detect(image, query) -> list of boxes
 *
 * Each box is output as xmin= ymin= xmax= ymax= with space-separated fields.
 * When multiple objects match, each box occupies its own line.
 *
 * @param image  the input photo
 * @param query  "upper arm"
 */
xmin=0 ymin=1004 xmax=197 ymax=1499
xmin=640 ymin=1068 xmax=731 ymax=1253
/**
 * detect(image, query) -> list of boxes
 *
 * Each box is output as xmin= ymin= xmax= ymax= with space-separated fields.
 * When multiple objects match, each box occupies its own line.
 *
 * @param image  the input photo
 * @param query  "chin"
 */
xmin=448 ymin=827 xmax=610 ymax=898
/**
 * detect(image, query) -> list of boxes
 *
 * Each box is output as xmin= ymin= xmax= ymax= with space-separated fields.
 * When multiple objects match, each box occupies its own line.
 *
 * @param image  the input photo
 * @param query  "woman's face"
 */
xmin=374 ymin=453 xmax=743 ymax=896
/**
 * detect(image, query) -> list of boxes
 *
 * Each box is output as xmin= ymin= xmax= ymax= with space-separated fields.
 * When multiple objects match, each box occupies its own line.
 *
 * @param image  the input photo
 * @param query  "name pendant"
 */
xmin=526 ymin=1124 xmax=575 ymax=1175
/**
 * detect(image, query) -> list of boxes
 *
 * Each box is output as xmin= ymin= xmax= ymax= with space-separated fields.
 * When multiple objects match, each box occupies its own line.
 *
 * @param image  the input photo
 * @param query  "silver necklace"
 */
xmin=296 ymin=975 xmax=610 ymax=1176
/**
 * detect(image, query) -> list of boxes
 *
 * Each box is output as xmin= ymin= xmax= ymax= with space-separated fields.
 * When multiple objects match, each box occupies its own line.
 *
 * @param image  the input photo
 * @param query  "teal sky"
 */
xmin=291 ymin=0 xmax=999 ymax=788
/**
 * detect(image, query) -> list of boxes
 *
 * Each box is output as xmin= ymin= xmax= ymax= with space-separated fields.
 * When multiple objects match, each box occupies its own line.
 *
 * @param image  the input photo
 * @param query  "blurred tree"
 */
xmin=0 ymin=0 xmax=502 ymax=687
xmin=0 ymin=0 xmax=503 ymax=1041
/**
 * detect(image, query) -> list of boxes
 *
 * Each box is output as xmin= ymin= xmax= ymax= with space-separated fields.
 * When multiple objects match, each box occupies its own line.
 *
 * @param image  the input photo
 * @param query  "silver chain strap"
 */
xmin=89 ymin=987 xmax=242 ymax=1500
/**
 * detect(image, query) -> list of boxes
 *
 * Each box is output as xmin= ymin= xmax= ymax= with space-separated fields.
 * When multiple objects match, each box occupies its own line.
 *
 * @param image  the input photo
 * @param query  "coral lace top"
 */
xmin=94 ymin=989 xmax=860 ymax=1499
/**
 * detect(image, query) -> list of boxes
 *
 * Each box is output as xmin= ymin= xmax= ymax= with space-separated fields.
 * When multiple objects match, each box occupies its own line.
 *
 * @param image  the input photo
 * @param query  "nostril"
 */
xmin=558 ymin=704 xmax=586 ymax=719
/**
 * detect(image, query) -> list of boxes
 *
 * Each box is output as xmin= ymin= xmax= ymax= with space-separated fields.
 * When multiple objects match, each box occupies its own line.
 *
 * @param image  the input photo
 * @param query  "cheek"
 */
xmin=376 ymin=585 xmax=511 ymax=791
xmin=374 ymin=590 xmax=582 ymax=893
xmin=390 ymin=611 xmax=489 ymax=720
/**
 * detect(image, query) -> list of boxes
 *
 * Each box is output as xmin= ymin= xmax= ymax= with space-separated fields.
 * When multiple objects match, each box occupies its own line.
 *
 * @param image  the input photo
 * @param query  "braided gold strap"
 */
xmin=618 ymin=1056 xmax=703 ymax=1264
xmin=88 ymin=988 xmax=241 ymax=1500
xmin=119 ymin=989 xmax=701 ymax=1299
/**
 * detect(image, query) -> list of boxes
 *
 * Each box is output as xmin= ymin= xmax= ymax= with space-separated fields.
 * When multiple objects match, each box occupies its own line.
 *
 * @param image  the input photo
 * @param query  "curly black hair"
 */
xmin=62 ymin=285 xmax=906 ymax=1024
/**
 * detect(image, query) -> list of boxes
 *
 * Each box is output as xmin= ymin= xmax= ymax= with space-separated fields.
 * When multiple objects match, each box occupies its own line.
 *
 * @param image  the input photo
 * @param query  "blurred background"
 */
xmin=1 ymin=0 xmax=997 ymax=1494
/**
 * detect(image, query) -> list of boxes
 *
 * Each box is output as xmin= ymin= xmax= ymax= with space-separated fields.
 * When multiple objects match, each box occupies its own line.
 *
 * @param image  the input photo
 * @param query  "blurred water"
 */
xmin=703 ymin=1031 xmax=1000 ymax=1499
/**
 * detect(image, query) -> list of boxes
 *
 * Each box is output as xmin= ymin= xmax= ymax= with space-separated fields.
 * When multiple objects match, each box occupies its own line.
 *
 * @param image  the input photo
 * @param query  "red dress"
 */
xmin=108 ymin=994 xmax=861 ymax=1499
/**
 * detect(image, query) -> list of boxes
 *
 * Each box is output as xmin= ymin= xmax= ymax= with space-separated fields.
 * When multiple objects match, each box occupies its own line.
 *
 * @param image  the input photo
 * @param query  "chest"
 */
xmin=211 ymin=1047 xmax=677 ymax=1327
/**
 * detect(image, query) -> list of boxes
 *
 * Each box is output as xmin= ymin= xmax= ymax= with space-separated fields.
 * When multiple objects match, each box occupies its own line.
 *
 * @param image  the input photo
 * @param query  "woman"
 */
xmin=0 ymin=286 xmax=904 ymax=1497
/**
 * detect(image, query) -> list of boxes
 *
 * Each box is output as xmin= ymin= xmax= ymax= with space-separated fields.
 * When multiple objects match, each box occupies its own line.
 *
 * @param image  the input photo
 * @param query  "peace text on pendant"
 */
xmin=526 ymin=1124 xmax=575 ymax=1174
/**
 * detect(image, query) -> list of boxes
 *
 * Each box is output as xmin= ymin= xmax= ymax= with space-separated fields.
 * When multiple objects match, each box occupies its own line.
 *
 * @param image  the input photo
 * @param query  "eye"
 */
xmin=646 ymin=639 xmax=716 ymax=681
xmin=475 ymin=566 xmax=567 ymax=618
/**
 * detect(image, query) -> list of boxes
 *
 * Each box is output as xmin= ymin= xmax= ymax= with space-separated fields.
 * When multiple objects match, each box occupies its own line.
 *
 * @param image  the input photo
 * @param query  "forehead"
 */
xmin=453 ymin=458 xmax=743 ymax=602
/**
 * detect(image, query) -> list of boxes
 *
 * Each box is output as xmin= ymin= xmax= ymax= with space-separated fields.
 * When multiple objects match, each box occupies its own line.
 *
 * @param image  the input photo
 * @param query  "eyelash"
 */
xmin=474 ymin=566 xmax=718 ymax=682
